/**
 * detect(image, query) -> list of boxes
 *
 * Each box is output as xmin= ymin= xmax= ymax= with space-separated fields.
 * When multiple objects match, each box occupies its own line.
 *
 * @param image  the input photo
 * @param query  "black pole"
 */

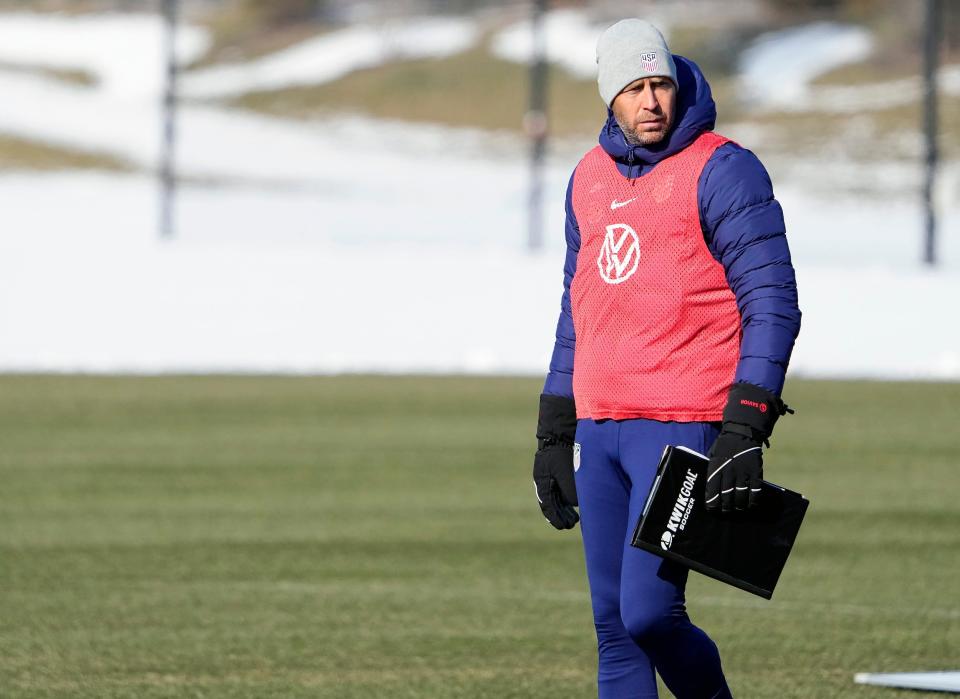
xmin=160 ymin=0 xmax=178 ymax=239
xmin=526 ymin=0 xmax=549 ymax=252
xmin=922 ymin=0 xmax=941 ymax=266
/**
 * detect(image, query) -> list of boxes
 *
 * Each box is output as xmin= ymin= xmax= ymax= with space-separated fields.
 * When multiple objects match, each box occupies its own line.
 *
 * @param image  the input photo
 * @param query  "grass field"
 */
xmin=0 ymin=375 xmax=958 ymax=698
xmin=0 ymin=135 xmax=130 ymax=172
xmin=230 ymin=48 xmax=610 ymax=137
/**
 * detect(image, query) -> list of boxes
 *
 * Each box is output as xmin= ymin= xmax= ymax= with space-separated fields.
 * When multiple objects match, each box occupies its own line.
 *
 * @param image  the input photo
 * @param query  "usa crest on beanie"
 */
xmin=596 ymin=19 xmax=677 ymax=107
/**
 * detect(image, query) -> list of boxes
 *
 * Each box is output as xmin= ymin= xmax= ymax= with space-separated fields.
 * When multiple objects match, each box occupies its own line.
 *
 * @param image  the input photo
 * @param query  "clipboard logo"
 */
xmin=661 ymin=468 xmax=699 ymax=549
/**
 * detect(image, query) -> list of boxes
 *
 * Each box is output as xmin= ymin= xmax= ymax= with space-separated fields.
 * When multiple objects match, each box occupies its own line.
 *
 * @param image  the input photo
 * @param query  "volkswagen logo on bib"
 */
xmin=597 ymin=223 xmax=640 ymax=284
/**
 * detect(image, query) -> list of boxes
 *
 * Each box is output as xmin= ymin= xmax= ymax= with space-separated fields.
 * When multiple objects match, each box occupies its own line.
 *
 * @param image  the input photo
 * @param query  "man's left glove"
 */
xmin=705 ymin=382 xmax=793 ymax=513
xmin=533 ymin=393 xmax=579 ymax=530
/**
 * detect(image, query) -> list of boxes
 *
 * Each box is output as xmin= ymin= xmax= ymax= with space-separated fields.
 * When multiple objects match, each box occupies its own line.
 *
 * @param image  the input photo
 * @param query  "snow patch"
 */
xmin=490 ymin=9 xmax=605 ymax=80
xmin=183 ymin=17 xmax=478 ymax=98
xmin=0 ymin=12 xmax=208 ymax=98
xmin=0 ymin=171 xmax=957 ymax=378
xmin=790 ymin=266 xmax=960 ymax=381
xmin=738 ymin=22 xmax=873 ymax=110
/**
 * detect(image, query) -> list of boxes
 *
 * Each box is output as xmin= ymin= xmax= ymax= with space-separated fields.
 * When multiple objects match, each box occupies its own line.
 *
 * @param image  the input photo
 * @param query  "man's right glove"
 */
xmin=705 ymin=382 xmax=793 ymax=513
xmin=533 ymin=393 xmax=579 ymax=530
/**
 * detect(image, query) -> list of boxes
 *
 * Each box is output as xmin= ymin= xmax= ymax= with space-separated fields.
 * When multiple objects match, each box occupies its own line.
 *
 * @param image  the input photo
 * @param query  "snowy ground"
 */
xmin=2 ymin=161 xmax=957 ymax=379
xmin=182 ymin=17 xmax=478 ymax=98
xmin=737 ymin=23 xmax=874 ymax=109
xmin=739 ymin=22 xmax=960 ymax=113
xmin=490 ymin=8 xmax=607 ymax=80
xmin=0 ymin=11 xmax=957 ymax=378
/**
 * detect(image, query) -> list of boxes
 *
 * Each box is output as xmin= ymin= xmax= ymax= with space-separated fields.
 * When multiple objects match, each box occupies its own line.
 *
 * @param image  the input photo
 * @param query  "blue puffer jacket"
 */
xmin=543 ymin=55 xmax=801 ymax=401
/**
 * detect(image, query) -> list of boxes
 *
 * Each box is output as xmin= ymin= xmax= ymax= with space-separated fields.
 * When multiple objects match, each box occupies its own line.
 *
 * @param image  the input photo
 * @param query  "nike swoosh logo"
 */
xmin=610 ymin=198 xmax=637 ymax=210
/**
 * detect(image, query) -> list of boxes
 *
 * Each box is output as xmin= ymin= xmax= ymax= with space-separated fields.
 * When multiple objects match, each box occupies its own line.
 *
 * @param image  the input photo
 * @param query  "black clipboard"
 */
xmin=631 ymin=445 xmax=809 ymax=599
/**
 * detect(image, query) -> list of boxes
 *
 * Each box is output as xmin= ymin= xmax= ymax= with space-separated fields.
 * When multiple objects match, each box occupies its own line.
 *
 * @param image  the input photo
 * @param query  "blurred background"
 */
xmin=0 ymin=0 xmax=957 ymax=377
xmin=1 ymin=2 xmax=959 ymax=698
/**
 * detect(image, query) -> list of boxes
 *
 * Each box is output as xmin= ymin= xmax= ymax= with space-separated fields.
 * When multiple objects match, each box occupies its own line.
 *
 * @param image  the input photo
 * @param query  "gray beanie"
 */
xmin=596 ymin=19 xmax=677 ymax=107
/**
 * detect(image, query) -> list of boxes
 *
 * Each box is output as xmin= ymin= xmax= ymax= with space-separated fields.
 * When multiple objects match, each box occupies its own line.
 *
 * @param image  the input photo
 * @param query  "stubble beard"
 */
xmin=615 ymin=114 xmax=668 ymax=147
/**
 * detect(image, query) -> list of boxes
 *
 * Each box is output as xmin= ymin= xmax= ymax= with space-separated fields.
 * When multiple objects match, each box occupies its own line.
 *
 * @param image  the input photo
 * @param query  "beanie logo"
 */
xmin=640 ymin=51 xmax=660 ymax=73
xmin=597 ymin=223 xmax=640 ymax=284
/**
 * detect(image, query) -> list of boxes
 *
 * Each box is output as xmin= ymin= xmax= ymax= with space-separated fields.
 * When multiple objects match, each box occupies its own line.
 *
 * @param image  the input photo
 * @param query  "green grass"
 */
xmin=0 ymin=61 xmax=97 ymax=87
xmin=0 ymin=135 xmax=131 ymax=172
xmin=189 ymin=14 xmax=330 ymax=70
xmin=0 ymin=375 xmax=958 ymax=698
xmin=230 ymin=47 xmax=607 ymax=137
xmin=0 ymin=0 xmax=106 ymax=13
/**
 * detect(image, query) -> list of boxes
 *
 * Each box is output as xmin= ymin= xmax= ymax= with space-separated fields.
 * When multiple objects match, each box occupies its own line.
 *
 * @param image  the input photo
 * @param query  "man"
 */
xmin=532 ymin=19 xmax=801 ymax=699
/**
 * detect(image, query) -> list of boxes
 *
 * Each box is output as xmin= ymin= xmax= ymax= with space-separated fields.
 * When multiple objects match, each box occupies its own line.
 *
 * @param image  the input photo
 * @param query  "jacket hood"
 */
xmin=599 ymin=54 xmax=717 ymax=171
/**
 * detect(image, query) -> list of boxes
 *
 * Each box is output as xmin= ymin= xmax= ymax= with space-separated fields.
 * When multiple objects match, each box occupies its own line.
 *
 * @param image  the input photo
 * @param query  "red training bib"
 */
xmin=570 ymin=131 xmax=741 ymax=422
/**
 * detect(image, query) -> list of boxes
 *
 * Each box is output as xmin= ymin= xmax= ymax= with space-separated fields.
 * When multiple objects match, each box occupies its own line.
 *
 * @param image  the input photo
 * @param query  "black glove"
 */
xmin=533 ymin=393 xmax=579 ymax=530
xmin=705 ymin=382 xmax=793 ymax=513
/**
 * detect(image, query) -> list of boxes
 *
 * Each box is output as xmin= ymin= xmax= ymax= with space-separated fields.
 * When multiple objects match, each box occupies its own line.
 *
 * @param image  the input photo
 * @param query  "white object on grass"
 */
xmin=854 ymin=672 xmax=960 ymax=693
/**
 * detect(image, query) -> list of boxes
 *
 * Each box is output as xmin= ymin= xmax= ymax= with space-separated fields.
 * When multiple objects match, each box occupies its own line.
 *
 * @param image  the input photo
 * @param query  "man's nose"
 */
xmin=638 ymin=85 xmax=659 ymax=112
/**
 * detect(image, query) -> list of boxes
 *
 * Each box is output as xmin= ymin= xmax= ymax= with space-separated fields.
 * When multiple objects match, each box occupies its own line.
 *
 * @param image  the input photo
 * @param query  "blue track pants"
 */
xmin=574 ymin=418 xmax=733 ymax=699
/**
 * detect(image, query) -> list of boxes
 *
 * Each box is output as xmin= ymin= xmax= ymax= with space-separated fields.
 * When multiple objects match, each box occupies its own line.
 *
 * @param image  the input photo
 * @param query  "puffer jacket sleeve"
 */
xmin=699 ymin=142 xmax=801 ymax=396
xmin=542 ymin=170 xmax=580 ymax=399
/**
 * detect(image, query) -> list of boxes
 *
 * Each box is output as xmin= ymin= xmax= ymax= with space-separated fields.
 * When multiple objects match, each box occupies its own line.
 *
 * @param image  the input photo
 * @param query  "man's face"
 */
xmin=611 ymin=76 xmax=677 ymax=146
